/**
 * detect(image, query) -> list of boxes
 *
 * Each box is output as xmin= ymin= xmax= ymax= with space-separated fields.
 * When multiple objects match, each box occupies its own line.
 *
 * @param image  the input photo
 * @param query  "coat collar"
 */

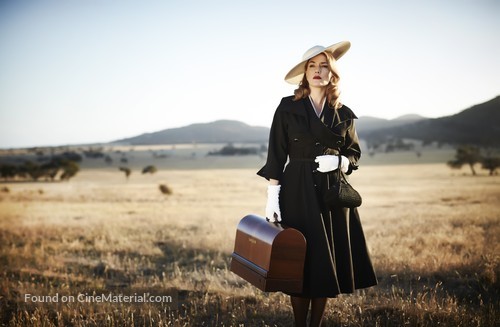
xmin=279 ymin=96 xmax=357 ymax=124
xmin=278 ymin=96 xmax=349 ymax=148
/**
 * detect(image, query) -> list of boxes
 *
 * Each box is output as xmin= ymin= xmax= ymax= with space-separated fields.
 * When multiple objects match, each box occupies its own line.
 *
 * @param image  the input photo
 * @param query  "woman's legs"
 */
xmin=290 ymin=296 xmax=328 ymax=326
xmin=309 ymin=297 xmax=328 ymax=326
xmin=290 ymin=296 xmax=310 ymax=327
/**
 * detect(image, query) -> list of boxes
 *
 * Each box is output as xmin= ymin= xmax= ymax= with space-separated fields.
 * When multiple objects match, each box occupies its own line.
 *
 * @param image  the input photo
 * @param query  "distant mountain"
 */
xmin=356 ymin=114 xmax=426 ymax=133
xmin=111 ymin=96 xmax=500 ymax=147
xmin=112 ymin=120 xmax=270 ymax=145
xmin=363 ymin=96 xmax=500 ymax=147
xmin=394 ymin=114 xmax=427 ymax=121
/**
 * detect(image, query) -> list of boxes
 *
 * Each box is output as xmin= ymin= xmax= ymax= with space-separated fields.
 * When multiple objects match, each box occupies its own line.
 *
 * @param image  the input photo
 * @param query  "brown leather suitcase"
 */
xmin=230 ymin=214 xmax=307 ymax=293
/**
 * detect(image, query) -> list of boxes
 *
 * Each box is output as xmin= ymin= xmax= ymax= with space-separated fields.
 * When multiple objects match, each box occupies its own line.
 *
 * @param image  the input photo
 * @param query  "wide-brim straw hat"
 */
xmin=284 ymin=41 xmax=351 ymax=84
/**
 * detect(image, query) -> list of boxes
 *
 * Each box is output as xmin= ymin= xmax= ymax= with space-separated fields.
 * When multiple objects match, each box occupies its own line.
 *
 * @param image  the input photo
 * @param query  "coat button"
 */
xmin=336 ymin=140 xmax=342 ymax=145
xmin=312 ymin=169 xmax=317 ymax=173
xmin=315 ymin=142 xmax=321 ymax=146
xmin=293 ymin=138 xmax=299 ymax=142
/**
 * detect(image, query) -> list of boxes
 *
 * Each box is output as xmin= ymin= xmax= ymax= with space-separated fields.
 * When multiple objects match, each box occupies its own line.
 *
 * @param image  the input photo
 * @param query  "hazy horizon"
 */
xmin=2 ymin=94 xmax=496 ymax=150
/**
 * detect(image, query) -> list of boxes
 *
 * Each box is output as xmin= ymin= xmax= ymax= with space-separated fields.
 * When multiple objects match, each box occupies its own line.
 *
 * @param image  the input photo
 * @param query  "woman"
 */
xmin=257 ymin=41 xmax=377 ymax=326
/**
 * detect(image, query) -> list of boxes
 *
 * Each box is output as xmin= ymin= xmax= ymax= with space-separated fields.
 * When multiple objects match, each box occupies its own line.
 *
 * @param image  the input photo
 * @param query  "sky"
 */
xmin=0 ymin=0 xmax=499 ymax=148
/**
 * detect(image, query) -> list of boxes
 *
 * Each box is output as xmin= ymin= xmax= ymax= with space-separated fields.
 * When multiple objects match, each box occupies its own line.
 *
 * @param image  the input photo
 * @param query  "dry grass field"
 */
xmin=0 ymin=160 xmax=499 ymax=326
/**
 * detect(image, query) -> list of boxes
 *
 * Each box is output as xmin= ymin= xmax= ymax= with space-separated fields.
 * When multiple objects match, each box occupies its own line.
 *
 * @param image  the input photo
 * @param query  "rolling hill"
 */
xmin=112 ymin=120 xmax=270 ymax=145
xmin=363 ymin=96 xmax=500 ymax=147
xmin=356 ymin=114 xmax=427 ymax=133
xmin=111 ymin=96 xmax=500 ymax=147
xmin=112 ymin=115 xmax=428 ymax=146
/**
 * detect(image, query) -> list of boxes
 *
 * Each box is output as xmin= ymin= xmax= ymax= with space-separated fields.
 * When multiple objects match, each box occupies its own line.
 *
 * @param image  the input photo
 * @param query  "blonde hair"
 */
xmin=293 ymin=51 xmax=342 ymax=109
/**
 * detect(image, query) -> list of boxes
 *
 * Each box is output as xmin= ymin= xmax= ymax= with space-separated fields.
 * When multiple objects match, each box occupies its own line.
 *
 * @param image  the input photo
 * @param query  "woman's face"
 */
xmin=305 ymin=53 xmax=332 ymax=88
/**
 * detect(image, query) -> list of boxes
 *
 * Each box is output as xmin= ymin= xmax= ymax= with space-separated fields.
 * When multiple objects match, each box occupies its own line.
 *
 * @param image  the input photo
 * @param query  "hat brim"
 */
xmin=284 ymin=41 xmax=351 ymax=85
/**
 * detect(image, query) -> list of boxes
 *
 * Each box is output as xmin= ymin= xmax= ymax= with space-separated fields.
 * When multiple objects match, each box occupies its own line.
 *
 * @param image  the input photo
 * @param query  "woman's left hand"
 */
xmin=314 ymin=155 xmax=349 ymax=173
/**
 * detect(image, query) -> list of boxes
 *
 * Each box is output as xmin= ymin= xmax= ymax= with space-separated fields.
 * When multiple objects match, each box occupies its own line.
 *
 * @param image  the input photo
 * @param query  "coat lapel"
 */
xmin=333 ymin=104 xmax=358 ymax=127
xmin=281 ymin=97 xmax=356 ymax=149
xmin=303 ymin=99 xmax=346 ymax=148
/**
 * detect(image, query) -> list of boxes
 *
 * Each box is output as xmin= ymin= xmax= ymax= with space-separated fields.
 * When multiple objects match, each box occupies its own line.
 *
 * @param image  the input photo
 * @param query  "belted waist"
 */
xmin=289 ymin=157 xmax=316 ymax=162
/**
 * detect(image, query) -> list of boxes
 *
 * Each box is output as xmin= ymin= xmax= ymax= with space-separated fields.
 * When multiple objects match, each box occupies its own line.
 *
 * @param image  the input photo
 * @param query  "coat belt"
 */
xmin=289 ymin=157 xmax=316 ymax=162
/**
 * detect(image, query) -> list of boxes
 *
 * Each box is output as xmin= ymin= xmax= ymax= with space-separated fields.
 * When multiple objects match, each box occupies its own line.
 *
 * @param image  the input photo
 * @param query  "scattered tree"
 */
xmin=208 ymin=143 xmax=259 ymax=156
xmin=60 ymin=160 xmax=80 ymax=181
xmin=447 ymin=145 xmax=482 ymax=175
xmin=119 ymin=167 xmax=131 ymax=180
xmin=152 ymin=151 xmax=169 ymax=159
xmin=0 ymin=164 xmax=17 ymax=180
xmin=58 ymin=151 xmax=82 ymax=162
xmin=83 ymin=147 xmax=105 ymax=159
xmin=422 ymin=139 xmax=433 ymax=147
xmin=385 ymin=138 xmax=415 ymax=152
xmin=41 ymin=161 xmax=60 ymax=181
xmin=22 ymin=161 xmax=45 ymax=181
xmin=1 ymin=158 xmax=80 ymax=182
xmin=481 ymin=156 xmax=500 ymax=176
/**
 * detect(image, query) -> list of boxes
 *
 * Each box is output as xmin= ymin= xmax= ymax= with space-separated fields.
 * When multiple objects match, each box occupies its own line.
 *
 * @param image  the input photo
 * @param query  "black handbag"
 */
xmin=323 ymin=155 xmax=362 ymax=208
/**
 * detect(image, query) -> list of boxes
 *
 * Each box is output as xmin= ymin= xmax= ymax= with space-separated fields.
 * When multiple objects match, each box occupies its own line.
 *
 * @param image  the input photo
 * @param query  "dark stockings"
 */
xmin=291 ymin=296 xmax=309 ymax=326
xmin=290 ymin=296 xmax=328 ymax=327
xmin=310 ymin=298 xmax=327 ymax=326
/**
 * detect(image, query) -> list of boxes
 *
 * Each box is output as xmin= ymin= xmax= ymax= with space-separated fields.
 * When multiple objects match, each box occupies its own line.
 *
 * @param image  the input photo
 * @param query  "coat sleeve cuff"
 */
xmin=256 ymin=164 xmax=282 ymax=181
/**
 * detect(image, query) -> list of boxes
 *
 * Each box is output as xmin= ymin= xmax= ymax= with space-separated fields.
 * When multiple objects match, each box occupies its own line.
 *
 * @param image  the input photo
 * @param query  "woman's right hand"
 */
xmin=266 ymin=185 xmax=281 ymax=222
xmin=314 ymin=155 xmax=349 ymax=173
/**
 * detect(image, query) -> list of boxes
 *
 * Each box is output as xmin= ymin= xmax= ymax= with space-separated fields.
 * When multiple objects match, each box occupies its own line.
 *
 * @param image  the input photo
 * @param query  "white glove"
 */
xmin=265 ymin=185 xmax=282 ymax=222
xmin=314 ymin=155 xmax=350 ymax=173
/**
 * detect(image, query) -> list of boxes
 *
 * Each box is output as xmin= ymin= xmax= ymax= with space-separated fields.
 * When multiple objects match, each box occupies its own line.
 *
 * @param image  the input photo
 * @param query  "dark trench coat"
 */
xmin=257 ymin=96 xmax=377 ymax=298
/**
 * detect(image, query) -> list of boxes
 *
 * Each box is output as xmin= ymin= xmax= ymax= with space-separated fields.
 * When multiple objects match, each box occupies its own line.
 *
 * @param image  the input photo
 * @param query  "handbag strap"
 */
xmin=327 ymin=154 xmax=343 ymax=190
xmin=327 ymin=154 xmax=352 ymax=190
xmin=336 ymin=154 xmax=353 ymax=186
xmin=336 ymin=154 xmax=342 ymax=180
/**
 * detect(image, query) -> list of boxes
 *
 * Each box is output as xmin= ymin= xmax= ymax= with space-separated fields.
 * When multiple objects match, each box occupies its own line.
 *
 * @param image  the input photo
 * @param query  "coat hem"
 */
xmin=283 ymin=282 xmax=377 ymax=298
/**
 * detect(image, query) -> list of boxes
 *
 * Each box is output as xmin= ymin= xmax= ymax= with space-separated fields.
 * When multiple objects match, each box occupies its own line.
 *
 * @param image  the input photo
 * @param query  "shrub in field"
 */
xmin=142 ymin=165 xmax=157 ymax=174
xmin=159 ymin=183 xmax=173 ymax=195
